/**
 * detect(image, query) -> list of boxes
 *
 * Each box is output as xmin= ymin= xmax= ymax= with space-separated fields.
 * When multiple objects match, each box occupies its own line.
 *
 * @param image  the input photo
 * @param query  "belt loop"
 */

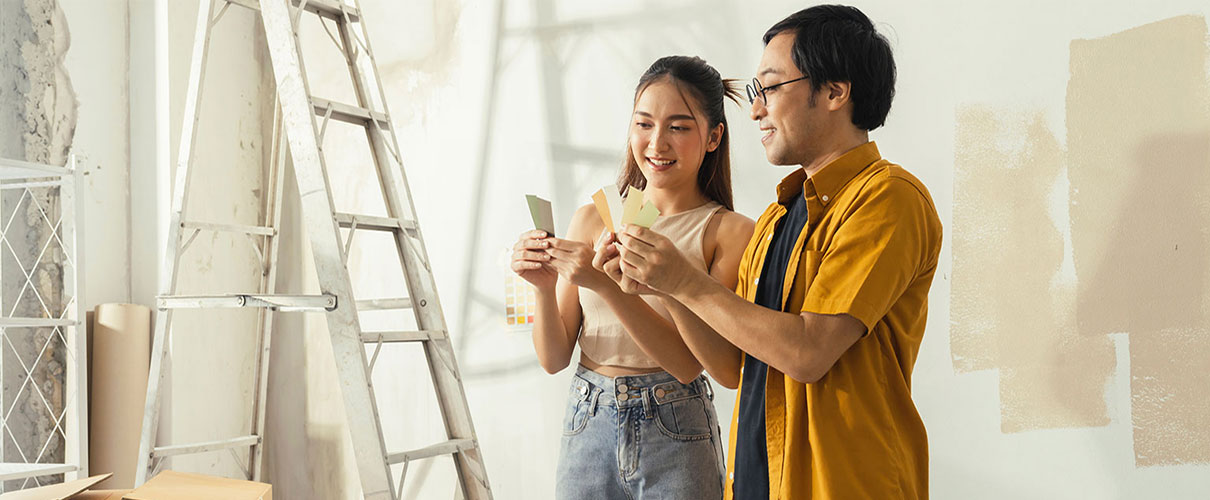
xmin=702 ymin=377 xmax=715 ymax=401
xmin=588 ymin=387 xmax=601 ymax=416
xmin=641 ymin=388 xmax=652 ymax=419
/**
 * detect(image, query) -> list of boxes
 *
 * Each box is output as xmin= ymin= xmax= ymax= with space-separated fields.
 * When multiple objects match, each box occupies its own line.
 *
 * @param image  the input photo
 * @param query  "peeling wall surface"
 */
xmin=0 ymin=0 xmax=75 ymax=490
xmin=7 ymin=0 xmax=1205 ymax=498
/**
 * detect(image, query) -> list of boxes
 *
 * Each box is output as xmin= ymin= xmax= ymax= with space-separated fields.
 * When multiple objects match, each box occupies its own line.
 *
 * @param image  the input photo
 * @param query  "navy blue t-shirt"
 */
xmin=733 ymin=193 xmax=809 ymax=499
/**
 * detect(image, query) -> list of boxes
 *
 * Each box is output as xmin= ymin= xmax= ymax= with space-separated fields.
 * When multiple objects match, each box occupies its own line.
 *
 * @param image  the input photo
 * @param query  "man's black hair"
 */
xmin=764 ymin=5 xmax=896 ymax=130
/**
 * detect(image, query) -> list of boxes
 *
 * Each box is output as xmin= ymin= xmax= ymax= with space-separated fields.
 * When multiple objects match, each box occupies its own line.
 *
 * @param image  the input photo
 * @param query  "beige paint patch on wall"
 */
xmin=1067 ymin=14 xmax=1210 ymax=467
xmin=1131 ymin=330 xmax=1210 ymax=466
xmin=1067 ymin=14 xmax=1210 ymax=339
xmin=952 ymin=106 xmax=1116 ymax=431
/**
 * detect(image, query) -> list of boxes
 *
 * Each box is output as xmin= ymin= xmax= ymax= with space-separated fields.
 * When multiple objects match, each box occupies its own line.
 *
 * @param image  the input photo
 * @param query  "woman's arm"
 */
xmin=657 ymin=210 xmax=753 ymax=389
xmin=511 ymin=223 xmax=581 ymax=374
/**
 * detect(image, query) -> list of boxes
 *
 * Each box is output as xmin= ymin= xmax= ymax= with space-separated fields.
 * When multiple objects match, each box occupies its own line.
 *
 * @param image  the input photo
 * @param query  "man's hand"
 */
xmin=616 ymin=224 xmax=700 ymax=296
xmin=593 ymin=230 xmax=659 ymax=295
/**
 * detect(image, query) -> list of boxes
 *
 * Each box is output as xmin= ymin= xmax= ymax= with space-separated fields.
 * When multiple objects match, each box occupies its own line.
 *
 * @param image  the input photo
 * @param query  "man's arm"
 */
xmin=615 ymin=224 xmax=864 ymax=383
xmin=672 ymin=271 xmax=863 ymax=384
xmin=656 ymin=211 xmax=753 ymax=389
xmin=616 ymin=175 xmax=937 ymax=383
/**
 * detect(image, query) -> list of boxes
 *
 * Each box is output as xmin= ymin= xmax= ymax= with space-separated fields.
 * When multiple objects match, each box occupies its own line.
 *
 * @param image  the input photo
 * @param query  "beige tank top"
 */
xmin=578 ymin=200 xmax=724 ymax=368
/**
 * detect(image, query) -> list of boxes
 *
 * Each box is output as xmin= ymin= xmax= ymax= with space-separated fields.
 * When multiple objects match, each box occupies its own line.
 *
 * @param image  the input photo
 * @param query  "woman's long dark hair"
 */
xmin=617 ymin=56 xmax=742 ymax=211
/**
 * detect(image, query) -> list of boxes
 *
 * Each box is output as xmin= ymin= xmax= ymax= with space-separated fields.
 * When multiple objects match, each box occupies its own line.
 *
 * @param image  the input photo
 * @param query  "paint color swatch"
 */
xmin=504 ymin=273 xmax=537 ymax=326
xmin=591 ymin=188 xmax=615 ymax=233
xmin=620 ymin=186 xmax=645 ymax=226
xmin=632 ymin=201 xmax=660 ymax=228
xmin=526 ymin=194 xmax=555 ymax=236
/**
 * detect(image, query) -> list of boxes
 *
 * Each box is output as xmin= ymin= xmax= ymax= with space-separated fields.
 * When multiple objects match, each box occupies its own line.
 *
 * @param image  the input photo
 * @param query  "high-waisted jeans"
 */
xmin=555 ymin=365 xmax=725 ymax=499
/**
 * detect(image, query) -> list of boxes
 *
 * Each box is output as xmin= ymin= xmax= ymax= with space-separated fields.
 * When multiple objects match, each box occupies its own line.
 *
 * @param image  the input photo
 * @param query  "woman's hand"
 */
xmin=594 ymin=229 xmax=661 ymax=296
xmin=546 ymin=232 xmax=615 ymax=291
xmin=510 ymin=229 xmax=557 ymax=290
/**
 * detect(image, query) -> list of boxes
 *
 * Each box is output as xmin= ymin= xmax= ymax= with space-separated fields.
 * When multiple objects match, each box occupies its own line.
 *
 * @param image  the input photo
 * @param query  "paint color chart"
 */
xmin=504 ymin=273 xmax=537 ymax=326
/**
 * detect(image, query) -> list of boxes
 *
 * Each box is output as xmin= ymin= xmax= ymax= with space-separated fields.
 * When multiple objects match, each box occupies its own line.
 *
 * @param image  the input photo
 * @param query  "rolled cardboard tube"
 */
xmin=88 ymin=303 xmax=151 ymax=489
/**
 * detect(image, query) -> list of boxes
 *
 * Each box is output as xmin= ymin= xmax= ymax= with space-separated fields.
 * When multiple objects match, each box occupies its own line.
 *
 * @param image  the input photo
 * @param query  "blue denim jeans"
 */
xmin=555 ymin=365 xmax=725 ymax=499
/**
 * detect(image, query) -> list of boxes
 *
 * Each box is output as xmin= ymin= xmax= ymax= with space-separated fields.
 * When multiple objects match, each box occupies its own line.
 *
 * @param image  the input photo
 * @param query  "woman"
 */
xmin=510 ymin=55 xmax=755 ymax=499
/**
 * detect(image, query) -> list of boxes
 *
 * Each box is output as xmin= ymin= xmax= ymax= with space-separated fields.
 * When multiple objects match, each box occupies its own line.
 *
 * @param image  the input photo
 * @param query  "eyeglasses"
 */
xmin=745 ymin=76 xmax=809 ymax=105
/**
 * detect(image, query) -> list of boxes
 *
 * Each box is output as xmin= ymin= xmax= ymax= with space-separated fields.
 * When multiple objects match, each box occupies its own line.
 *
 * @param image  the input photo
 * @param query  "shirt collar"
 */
xmin=775 ymin=141 xmax=882 ymax=206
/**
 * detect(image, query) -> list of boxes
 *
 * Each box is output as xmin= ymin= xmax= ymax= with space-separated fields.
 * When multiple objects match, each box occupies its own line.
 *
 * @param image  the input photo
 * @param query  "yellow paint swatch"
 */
xmin=591 ymin=188 xmax=615 ymax=233
xmin=620 ymin=186 xmax=644 ymax=226
xmin=632 ymin=201 xmax=660 ymax=228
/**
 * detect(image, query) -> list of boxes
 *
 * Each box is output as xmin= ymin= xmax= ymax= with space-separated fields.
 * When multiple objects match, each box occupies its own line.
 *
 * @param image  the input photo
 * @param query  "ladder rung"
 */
xmin=386 ymin=438 xmax=475 ymax=464
xmin=182 ymin=220 xmax=276 ymax=236
xmin=335 ymin=212 xmax=418 ymax=232
xmin=360 ymin=330 xmax=446 ymax=343
xmin=355 ymin=297 xmax=413 ymax=310
xmin=152 ymin=435 xmax=260 ymax=458
xmin=312 ymin=97 xmax=390 ymax=129
xmin=158 ymin=293 xmax=337 ymax=311
xmin=224 ymin=0 xmax=360 ymax=22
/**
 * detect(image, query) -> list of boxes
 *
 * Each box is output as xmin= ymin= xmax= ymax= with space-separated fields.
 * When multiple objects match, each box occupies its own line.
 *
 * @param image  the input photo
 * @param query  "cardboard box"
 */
xmin=0 ymin=471 xmax=269 ymax=500
xmin=71 ymin=491 xmax=131 ymax=500
xmin=123 ymin=471 xmax=271 ymax=500
xmin=0 ymin=474 xmax=130 ymax=500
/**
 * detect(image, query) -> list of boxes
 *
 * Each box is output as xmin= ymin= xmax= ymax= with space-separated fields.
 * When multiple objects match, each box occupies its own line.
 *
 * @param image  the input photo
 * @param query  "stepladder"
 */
xmin=135 ymin=1 xmax=493 ymax=498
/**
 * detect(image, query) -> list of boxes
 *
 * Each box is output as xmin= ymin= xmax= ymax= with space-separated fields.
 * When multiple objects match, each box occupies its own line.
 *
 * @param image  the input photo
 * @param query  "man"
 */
xmin=599 ymin=5 xmax=942 ymax=499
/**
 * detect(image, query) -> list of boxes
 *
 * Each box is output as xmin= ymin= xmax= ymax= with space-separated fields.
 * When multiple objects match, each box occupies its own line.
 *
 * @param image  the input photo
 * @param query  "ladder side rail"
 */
xmin=335 ymin=9 xmax=492 ymax=499
xmin=135 ymin=0 xmax=220 ymax=486
xmin=249 ymin=102 xmax=290 ymax=481
xmin=257 ymin=1 xmax=394 ymax=497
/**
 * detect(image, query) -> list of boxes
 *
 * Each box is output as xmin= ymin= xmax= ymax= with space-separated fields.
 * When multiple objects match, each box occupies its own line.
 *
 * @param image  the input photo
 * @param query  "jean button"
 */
xmin=654 ymin=388 xmax=666 ymax=399
xmin=578 ymin=385 xmax=587 ymax=395
xmin=617 ymin=393 xmax=629 ymax=402
xmin=617 ymin=383 xmax=629 ymax=393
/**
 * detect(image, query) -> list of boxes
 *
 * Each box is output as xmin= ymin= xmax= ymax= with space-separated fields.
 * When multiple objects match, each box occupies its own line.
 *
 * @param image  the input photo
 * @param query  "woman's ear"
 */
xmin=706 ymin=123 xmax=725 ymax=153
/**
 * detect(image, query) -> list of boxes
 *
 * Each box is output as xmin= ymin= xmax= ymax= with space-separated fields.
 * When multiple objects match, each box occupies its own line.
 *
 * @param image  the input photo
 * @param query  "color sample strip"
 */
xmin=504 ymin=273 xmax=537 ymax=326
xmin=526 ymin=194 xmax=555 ymax=236
xmin=603 ymin=186 xmax=624 ymax=232
xmin=591 ymin=188 xmax=615 ymax=233
xmin=620 ymin=186 xmax=644 ymax=226
xmin=632 ymin=201 xmax=660 ymax=228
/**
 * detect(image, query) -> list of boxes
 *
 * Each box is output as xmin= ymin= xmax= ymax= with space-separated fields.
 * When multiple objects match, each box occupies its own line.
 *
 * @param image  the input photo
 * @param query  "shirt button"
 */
xmin=654 ymin=388 xmax=666 ymax=398
xmin=822 ymin=194 xmax=830 ymax=202
xmin=766 ymin=234 xmax=773 ymax=242
xmin=754 ymin=277 xmax=760 ymax=285
xmin=617 ymin=383 xmax=629 ymax=392
xmin=617 ymin=393 xmax=629 ymax=402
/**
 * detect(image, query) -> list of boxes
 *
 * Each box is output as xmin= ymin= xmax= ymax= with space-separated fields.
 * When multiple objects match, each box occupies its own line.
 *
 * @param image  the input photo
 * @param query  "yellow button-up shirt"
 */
xmin=725 ymin=142 xmax=942 ymax=499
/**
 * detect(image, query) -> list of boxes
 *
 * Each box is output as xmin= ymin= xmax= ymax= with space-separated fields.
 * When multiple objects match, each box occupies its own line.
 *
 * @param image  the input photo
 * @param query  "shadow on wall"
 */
xmin=951 ymin=14 xmax=1210 ymax=467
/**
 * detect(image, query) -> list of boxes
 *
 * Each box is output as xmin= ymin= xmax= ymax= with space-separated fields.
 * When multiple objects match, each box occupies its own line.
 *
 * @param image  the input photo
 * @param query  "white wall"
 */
xmin=347 ymin=0 xmax=1210 ymax=498
xmin=40 ymin=0 xmax=1210 ymax=498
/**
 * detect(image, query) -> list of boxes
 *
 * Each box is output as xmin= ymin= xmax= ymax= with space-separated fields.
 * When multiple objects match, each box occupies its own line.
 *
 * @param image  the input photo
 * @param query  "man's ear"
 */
xmin=706 ymin=123 xmax=725 ymax=152
xmin=823 ymin=81 xmax=852 ymax=112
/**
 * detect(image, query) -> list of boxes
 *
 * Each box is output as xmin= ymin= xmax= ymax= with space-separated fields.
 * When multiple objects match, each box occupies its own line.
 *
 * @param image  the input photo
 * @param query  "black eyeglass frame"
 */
xmin=745 ymin=76 xmax=810 ymax=105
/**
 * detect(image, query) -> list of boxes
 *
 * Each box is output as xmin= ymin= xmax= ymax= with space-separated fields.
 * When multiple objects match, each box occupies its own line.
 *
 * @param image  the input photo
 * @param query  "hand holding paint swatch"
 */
xmin=591 ymin=185 xmax=660 ymax=231
xmin=525 ymin=194 xmax=555 ymax=236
